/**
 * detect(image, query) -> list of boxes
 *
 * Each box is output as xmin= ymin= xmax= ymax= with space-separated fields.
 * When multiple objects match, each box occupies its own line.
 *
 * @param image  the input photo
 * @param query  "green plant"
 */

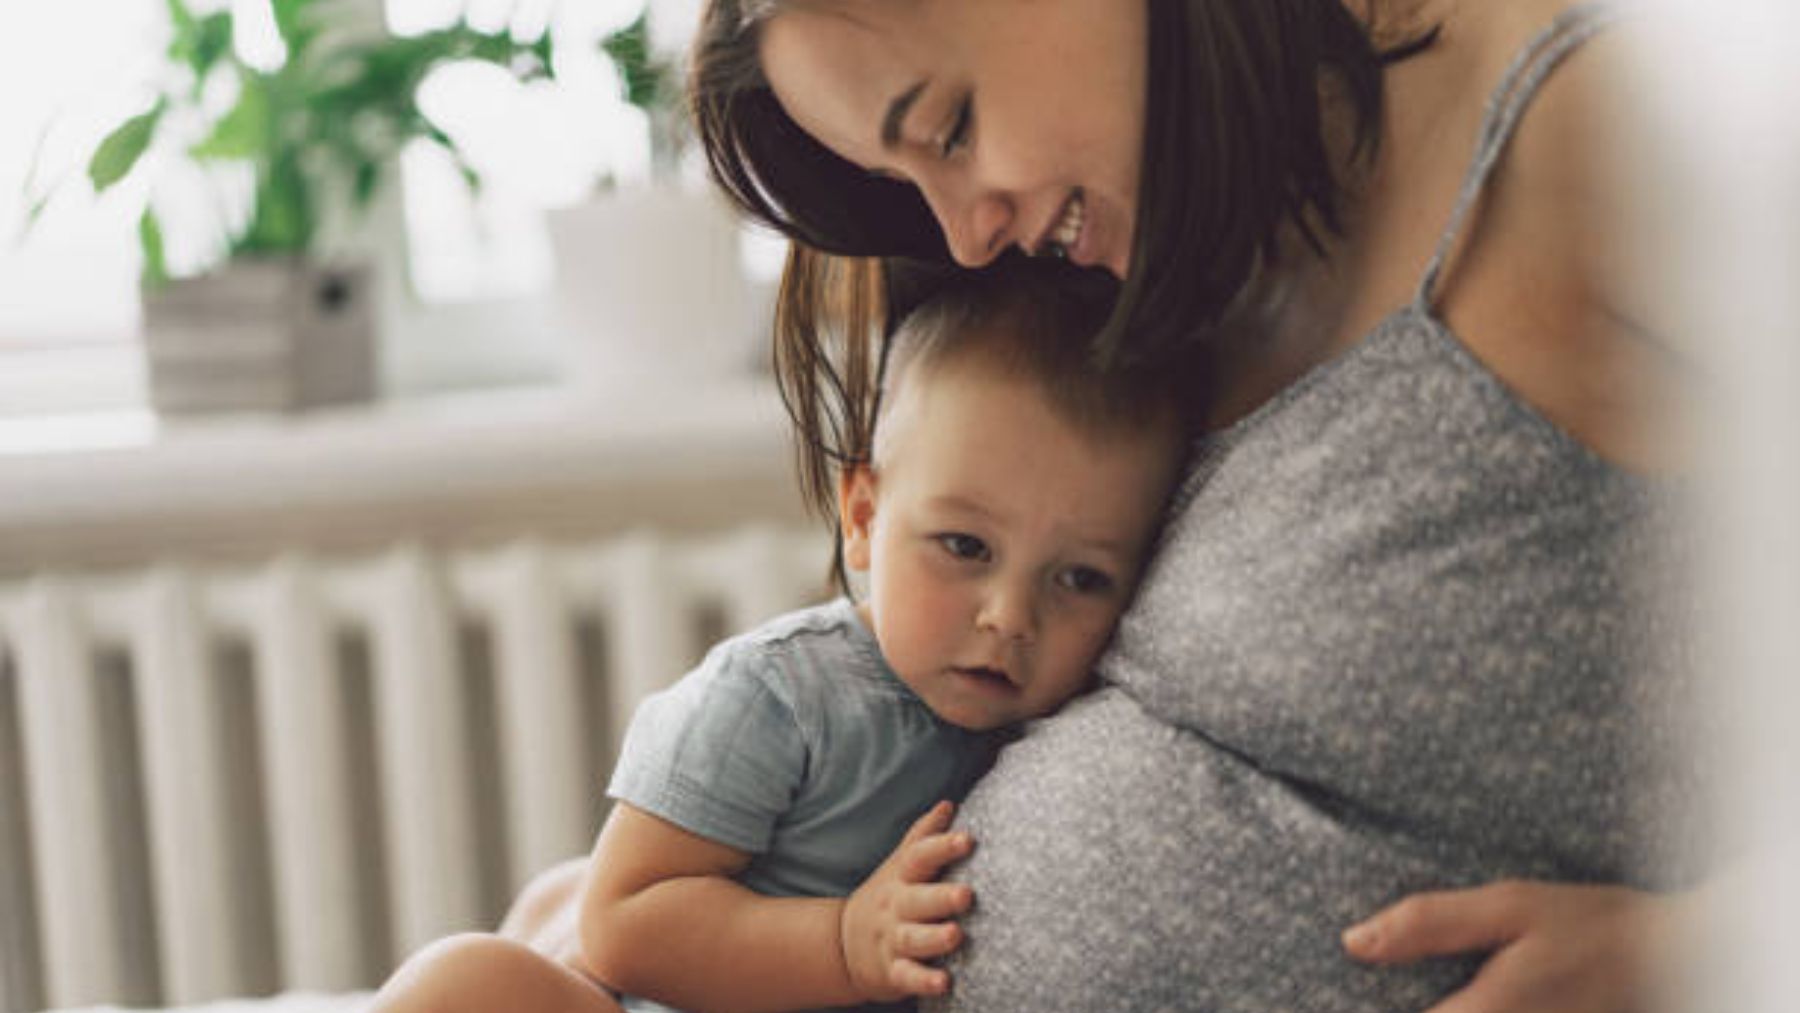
xmin=600 ymin=12 xmax=671 ymax=115
xmin=83 ymin=0 xmax=557 ymax=285
xmin=603 ymin=11 xmax=683 ymax=174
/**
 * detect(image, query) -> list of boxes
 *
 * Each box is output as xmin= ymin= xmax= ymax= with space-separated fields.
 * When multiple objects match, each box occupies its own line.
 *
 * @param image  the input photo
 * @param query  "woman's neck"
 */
xmin=1197 ymin=239 xmax=1356 ymax=431
xmin=1198 ymin=0 xmax=1482 ymax=432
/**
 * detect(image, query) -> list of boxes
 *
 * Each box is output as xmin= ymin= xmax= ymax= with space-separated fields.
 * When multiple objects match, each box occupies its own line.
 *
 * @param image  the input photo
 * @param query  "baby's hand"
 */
xmin=840 ymin=800 xmax=976 ymax=1001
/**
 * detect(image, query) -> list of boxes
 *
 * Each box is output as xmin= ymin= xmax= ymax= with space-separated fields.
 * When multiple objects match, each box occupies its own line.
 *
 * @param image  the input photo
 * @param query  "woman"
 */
xmin=684 ymin=0 xmax=1704 ymax=1009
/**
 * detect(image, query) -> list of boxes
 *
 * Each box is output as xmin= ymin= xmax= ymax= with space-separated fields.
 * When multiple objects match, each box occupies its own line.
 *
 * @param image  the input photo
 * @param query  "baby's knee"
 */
xmin=374 ymin=933 xmax=535 ymax=1012
xmin=500 ymin=857 xmax=587 ymax=939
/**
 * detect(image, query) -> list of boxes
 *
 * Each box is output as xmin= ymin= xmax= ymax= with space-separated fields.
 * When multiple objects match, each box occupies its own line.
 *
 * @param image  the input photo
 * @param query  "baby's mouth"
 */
xmin=952 ymin=665 xmax=1017 ymax=690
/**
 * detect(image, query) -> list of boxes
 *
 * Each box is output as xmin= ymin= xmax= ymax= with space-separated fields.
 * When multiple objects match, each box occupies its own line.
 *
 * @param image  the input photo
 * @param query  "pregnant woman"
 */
xmin=691 ymin=0 xmax=1704 ymax=1008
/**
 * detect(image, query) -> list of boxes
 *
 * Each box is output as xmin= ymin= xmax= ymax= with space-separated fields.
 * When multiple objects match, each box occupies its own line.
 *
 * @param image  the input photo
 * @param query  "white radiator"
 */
xmin=0 ymin=527 xmax=830 ymax=1012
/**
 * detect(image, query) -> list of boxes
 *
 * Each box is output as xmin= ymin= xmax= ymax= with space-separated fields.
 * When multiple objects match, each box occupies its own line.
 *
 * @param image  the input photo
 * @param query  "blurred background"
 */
xmin=0 ymin=2 xmax=828 ymax=1011
xmin=0 ymin=0 xmax=792 ymax=426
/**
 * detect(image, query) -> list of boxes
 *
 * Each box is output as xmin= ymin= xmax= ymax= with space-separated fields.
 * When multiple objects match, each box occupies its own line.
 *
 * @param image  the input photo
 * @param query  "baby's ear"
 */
xmin=838 ymin=465 xmax=877 ymax=573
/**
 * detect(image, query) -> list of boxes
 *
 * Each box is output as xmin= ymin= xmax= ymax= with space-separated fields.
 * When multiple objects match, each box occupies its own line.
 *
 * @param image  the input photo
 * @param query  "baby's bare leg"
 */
xmin=369 ymin=933 xmax=622 ymax=1013
xmin=498 ymin=856 xmax=588 ymax=966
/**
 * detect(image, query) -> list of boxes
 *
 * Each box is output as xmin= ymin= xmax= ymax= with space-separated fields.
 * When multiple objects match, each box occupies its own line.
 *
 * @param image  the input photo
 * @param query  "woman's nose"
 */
xmin=918 ymin=176 xmax=1012 ymax=268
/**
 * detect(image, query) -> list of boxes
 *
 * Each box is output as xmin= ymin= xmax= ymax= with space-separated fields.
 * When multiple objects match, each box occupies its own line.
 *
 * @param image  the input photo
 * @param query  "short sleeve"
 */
xmin=607 ymin=642 xmax=809 ymax=854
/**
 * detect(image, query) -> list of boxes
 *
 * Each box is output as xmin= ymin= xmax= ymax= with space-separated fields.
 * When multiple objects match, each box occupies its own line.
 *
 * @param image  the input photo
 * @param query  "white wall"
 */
xmin=1631 ymin=0 xmax=1800 ymax=1008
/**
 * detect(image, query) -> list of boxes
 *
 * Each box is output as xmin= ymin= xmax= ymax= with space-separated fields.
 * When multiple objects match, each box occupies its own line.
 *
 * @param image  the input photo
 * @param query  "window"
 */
xmin=0 ymin=0 xmax=162 ymax=418
xmin=0 ymin=0 xmax=778 ymax=432
xmin=390 ymin=0 xmax=658 ymax=303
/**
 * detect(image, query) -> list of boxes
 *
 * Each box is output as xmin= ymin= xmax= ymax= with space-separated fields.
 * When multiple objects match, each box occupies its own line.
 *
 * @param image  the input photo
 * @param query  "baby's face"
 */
xmin=841 ymin=361 xmax=1182 ymax=732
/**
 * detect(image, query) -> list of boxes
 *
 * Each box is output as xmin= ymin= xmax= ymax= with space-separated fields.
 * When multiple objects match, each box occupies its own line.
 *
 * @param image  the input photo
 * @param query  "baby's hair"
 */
xmin=815 ymin=256 xmax=1192 ymax=594
xmin=873 ymin=261 xmax=1182 ymax=463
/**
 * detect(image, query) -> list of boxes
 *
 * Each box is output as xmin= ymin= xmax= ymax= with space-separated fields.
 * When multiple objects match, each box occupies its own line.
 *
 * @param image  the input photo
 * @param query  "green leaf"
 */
xmin=88 ymin=105 xmax=165 ymax=192
xmin=186 ymin=12 xmax=235 ymax=82
xmin=241 ymin=155 xmax=310 ymax=253
xmin=270 ymin=0 xmax=307 ymax=48
xmin=23 ymin=192 xmax=53 ymax=236
xmin=16 ymin=122 xmax=58 ymax=240
xmin=190 ymin=76 xmax=270 ymax=160
xmin=420 ymin=120 xmax=455 ymax=150
xmin=352 ymin=161 xmax=380 ymax=210
xmin=163 ymin=0 xmax=195 ymax=38
xmin=139 ymin=209 xmax=169 ymax=288
xmin=417 ymin=120 xmax=482 ymax=196
xmin=601 ymin=13 xmax=667 ymax=110
xmin=164 ymin=0 xmax=196 ymax=65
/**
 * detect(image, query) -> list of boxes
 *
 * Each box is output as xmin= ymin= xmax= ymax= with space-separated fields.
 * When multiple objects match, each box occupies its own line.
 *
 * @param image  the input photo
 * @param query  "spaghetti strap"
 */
xmin=1413 ymin=3 xmax=1625 ymax=311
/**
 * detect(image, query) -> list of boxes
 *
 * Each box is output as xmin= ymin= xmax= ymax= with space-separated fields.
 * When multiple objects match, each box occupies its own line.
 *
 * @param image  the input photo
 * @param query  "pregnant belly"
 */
xmin=926 ymin=687 xmax=1488 ymax=1013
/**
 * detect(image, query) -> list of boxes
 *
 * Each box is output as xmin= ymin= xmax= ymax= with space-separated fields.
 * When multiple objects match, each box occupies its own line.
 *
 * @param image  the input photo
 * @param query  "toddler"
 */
xmin=371 ymin=262 xmax=1188 ymax=1012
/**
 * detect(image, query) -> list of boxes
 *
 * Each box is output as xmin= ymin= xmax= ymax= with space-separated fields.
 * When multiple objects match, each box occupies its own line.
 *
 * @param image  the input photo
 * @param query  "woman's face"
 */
xmin=759 ymin=0 xmax=1147 ymax=278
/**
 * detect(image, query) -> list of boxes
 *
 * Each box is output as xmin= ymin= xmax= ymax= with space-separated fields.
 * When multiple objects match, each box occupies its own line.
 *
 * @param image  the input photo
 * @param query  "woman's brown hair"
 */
xmin=690 ymin=0 xmax=1434 ymax=519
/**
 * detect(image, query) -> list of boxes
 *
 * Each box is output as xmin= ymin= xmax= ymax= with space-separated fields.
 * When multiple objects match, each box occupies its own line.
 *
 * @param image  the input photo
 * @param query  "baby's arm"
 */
xmin=580 ymin=799 xmax=974 ymax=1013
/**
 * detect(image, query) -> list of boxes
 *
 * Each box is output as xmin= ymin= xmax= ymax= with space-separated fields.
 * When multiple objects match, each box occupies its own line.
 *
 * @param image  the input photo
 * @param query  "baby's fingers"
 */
xmin=886 ymin=957 xmax=952 ymax=998
xmin=897 ymin=881 xmax=975 ymax=922
xmin=897 ymin=829 xmax=975 ymax=882
xmin=898 ymin=801 xmax=957 ymax=848
xmin=893 ymin=920 xmax=965 ymax=961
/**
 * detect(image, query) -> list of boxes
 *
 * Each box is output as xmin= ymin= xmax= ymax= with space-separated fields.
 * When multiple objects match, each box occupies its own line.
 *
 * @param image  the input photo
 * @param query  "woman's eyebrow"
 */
xmin=882 ymin=80 xmax=928 ymax=149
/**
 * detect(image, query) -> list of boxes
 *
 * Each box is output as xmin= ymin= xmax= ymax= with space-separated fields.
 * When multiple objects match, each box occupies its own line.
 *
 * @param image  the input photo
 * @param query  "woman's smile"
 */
xmin=758 ymin=0 xmax=1145 ymax=278
xmin=1036 ymin=188 xmax=1085 ymax=261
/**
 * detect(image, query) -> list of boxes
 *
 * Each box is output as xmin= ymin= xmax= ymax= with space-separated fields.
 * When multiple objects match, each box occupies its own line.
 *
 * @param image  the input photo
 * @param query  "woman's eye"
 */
xmin=1058 ymin=566 xmax=1115 ymax=595
xmin=939 ymin=96 xmax=973 ymax=158
xmin=936 ymin=533 xmax=989 ymax=561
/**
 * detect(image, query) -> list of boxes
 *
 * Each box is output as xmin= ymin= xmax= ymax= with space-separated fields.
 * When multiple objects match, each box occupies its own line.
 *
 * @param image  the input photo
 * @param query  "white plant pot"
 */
xmin=141 ymin=258 xmax=376 ymax=415
xmin=547 ymin=185 xmax=767 ymax=390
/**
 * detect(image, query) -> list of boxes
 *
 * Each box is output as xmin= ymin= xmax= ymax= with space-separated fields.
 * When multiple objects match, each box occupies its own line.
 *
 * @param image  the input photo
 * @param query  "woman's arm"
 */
xmin=580 ymin=800 xmax=974 ymax=1013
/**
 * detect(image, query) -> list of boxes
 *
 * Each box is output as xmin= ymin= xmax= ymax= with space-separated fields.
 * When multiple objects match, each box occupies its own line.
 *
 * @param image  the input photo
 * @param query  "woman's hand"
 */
xmin=1342 ymin=880 xmax=1671 ymax=1013
xmin=840 ymin=800 xmax=977 ymax=1002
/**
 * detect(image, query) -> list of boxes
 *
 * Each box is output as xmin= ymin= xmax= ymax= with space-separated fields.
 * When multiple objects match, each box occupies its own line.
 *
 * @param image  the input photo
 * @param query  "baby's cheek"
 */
xmin=877 ymin=566 xmax=963 ymax=665
xmin=1075 ymin=612 xmax=1126 ymax=668
xmin=921 ymin=600 xmax=974 ymax=663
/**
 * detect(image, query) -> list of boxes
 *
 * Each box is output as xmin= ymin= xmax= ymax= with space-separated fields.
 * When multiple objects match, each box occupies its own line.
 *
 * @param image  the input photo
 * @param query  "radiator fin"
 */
xmin=0 ymin=527 xmax=827 ymax=1011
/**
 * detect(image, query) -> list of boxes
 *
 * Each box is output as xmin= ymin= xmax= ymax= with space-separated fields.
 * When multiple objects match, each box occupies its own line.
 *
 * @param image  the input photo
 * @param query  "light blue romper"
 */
xmin=607 ymin=598 xmax=998 ymax=1013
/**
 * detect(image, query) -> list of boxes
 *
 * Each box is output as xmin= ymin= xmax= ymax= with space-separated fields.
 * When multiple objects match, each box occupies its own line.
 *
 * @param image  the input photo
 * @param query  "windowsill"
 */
xmin=0 ymin=377 xmax=810 ymax=575
xmin=0 ymin=407 xmax=159 ymax=455
xmin=0 ymin=377 xmax=775 ymax=456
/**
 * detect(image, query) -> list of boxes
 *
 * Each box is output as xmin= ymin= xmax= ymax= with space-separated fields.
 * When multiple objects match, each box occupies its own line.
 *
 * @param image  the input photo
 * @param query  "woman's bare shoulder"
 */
xmin=1433 ymin=2 xmax=1681 ymax=470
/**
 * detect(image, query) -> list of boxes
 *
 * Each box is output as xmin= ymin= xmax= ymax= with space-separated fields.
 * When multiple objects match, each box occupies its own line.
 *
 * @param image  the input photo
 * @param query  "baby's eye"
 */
xmin=936 ymin=533 xmax=990 ymax=562
xmin=1057 ymin=566 xmax=1115 ymax=595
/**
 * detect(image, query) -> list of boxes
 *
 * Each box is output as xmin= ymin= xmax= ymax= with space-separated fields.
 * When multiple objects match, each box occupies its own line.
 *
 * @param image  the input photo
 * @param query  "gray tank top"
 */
xmin=931 ymin=6 xmax=1703 ymax=1010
